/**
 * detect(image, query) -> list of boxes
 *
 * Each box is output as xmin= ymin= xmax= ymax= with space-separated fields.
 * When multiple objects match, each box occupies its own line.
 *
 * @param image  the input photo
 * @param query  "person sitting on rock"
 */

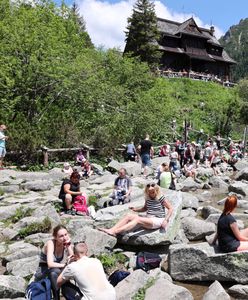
xmin=183 ymin=159 xmax=196 ymax=180
xmin=212 ymin=195 xmax=248 ymax=252
xmin=108 ymin=168 xmax=132 ymax=206
xmin=58 ymin=171 xmax=82 ymax=215
xmin=62 ymin=162 xmax=73 ymax=177
xmin=76 ymin=150 xmax=85 ymax=165
xmin=159 ymin=163 xmax=175 ymax=189
xmin=35 ymin=225 xmax=73 ymax=300
xmin=57 ymin=242 xmax=116 ymax=300
xmin=99 ymin=183 xmax=173 ymax=237
xmin=81 ymin=159 xmax=93 ymax=178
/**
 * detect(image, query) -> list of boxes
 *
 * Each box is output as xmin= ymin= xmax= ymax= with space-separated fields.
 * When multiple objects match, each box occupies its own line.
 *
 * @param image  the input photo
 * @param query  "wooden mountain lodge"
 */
xmin=156 ymin=17 xmax=236 ymax=80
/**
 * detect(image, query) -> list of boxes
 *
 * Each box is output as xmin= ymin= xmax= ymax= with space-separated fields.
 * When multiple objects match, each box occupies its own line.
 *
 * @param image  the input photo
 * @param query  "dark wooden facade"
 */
xmin=157 ymin=18 xmax=236 ymax=79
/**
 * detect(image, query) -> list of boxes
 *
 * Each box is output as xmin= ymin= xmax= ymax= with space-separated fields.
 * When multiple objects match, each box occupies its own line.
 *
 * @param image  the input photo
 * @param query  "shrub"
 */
xmin=132 ymin=278 xmax=156 ymax=300
xmin=18 ymin=217 xmax=52 ymax=238
xmin=8 ymin=207 xmax=34 ymax=224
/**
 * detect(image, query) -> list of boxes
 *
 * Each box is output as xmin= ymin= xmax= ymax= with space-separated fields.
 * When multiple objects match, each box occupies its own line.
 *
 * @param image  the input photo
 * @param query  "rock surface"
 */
xmin=0 ymin=275 xmax=26 ymax=298
xmin=169 ymin=242 xmax=248 ymax=283
xmin=202 ymin=280 xmax=230 ymax=300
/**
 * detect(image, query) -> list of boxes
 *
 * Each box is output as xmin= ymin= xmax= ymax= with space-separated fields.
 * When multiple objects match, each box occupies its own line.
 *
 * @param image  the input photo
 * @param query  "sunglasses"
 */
xmin=146 ymin=183 xmax=156 ymax=188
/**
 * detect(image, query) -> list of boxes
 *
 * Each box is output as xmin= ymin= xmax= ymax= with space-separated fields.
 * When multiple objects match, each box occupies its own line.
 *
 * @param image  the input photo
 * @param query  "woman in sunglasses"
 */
xmin=99 ymin=183 xmax=173 ymax=237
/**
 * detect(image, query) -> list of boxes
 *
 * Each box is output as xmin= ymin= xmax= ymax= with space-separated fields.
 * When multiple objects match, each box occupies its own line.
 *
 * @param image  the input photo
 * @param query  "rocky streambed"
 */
xmin=1 ymin=157 xmax=248 ymax=299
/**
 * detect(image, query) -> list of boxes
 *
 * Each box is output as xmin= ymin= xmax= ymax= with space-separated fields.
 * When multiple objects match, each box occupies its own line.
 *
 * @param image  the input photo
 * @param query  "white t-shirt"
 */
xmin=62 ymin=256 xmax=116 ymax=300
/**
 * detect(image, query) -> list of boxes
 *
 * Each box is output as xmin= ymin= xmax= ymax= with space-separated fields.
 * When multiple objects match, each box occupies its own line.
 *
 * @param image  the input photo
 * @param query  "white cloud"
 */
xmin=77 ymin=0 xmax=224 ymax=50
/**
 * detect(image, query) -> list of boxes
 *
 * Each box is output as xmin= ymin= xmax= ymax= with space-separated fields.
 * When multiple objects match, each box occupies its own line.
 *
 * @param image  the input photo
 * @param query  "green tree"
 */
xmin=124 ymin=0 xmax=161 ymax=68
xmin=238 ymin=79 xmax=248 ymax=125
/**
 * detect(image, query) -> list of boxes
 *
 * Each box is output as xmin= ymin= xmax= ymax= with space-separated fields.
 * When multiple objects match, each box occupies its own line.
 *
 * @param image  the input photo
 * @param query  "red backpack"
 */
xmin=73 ymin=194 xmax=89 ymax=215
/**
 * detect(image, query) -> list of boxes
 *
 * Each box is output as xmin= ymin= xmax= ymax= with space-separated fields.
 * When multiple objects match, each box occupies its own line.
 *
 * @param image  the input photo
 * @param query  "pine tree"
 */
xmin=124 ymin=0 xmax=161 ymax=68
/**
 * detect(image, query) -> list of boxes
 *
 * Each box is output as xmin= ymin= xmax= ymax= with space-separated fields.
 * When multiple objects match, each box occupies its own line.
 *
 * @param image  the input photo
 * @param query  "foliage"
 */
xmin=0 ymin=0 xmax=245 ymax=164
xmin=237 ymin=79 xmax=248 ymax=124
xmin=0 ymin=188 xmax=4 ymax=196
xmin=219 ymin=18 xmax=248 ymax=81
xmin=5 ymin=207 xmax=33 ymax=224
xmin=125 ymin=0 xmax=161 ymax=68
xmin=18 ymin=217 xmax=52 ymax=238
xmin=97 ymin=253 xmax=128 ymax=272
xmin=132 ymin=278 xmax=156 ymax=300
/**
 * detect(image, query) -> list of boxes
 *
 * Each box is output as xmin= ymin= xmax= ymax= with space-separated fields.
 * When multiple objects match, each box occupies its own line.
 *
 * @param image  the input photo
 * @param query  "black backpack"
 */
xmin=108 ymin=270 xmax=130 ymax=287
xmin=136 ymin=252 xmax=162 ymax=272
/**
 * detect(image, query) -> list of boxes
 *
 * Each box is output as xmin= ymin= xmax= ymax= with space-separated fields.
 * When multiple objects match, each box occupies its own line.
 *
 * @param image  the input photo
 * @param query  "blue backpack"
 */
xmin=25 ymin=278 xmax=51 ymax=300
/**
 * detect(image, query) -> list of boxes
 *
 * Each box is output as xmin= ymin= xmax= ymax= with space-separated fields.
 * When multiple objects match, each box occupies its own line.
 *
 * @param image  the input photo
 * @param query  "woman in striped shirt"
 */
xmin=98 ymin=183 xmax=173 ymax=237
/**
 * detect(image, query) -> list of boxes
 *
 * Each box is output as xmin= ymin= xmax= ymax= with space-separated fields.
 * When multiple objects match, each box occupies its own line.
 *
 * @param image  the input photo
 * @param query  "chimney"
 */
xmin=210 ymin=25 xmax=215 ymax=36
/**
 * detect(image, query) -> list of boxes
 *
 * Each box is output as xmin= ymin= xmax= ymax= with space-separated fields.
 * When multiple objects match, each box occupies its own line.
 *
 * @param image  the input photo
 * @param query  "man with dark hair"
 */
xmin=137 ymin=134 xmax=154 ymax=177
xmin=57 ymin=242 xmax=116 ymax=300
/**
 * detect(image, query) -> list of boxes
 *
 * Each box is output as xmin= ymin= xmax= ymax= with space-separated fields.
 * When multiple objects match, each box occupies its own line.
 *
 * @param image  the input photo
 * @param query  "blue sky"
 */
xmin=60 ymin=0 xmax=248 ymax=49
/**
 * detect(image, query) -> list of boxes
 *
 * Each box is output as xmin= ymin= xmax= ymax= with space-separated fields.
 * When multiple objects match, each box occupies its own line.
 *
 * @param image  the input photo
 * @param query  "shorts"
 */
xmin=149 ymin=217 xmax=165 ymax=229
xmin=0 ymin=147 xmax=6 ymax=158
xmin=141 ymin=154 xmax=151 ymax=167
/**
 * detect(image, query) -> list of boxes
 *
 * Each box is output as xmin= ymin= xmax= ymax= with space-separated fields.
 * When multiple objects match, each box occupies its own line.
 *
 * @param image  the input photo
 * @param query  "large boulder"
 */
xmin=117 ymin=191 xmax=182 ymax=246
xmin=208 ymin=176 xmax=229 ymax=192
xmin=201 ymin=206 xmax=222 ymax=219
xmin=181 ymin=217 xmax=216 ymax=241
xmin=0 ymin=275 xmax=26 ymax=298
xmin=180 ymin=177 xmax=202 ymax=192
xmin=21 ymin=180 xmax=53 ymax=192
xmin=235 ymin=167 xmax=248 ymax=181
xmin=145 ymin=277 xmax=193 ymax=300
xmin=235 ymin=160 xmax=248 ymax=172
xmin=32 ymin=204 xmax=60 ymax=226
xmin=228 ymin=284 xmax=248 ymax=299
xmin=181 ymin=192 xmax=199 ymax=210
xmin=228 ymin=182 xmax=248 ymax=197
xmin=169 ymin=242 xmax=248 ymax=283
xmin=150 ymin=157 xmax=170 ymax=169
xmin=71 ymin=226 xmax=117 ymax=256
xmin=6 ymin=255 xmax=39 ymax=277
xmin=0 ymin=204 xmax=22 ymax=220
xmin=2 ymin=241 xmax=39 ymax=264
xmin=196 ymin=167 xmax=214 ymax=178
xmin=202 ymin=280 xmax=230 ymax=300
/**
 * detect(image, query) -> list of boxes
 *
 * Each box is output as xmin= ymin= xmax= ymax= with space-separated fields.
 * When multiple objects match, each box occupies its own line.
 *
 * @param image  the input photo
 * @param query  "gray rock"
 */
xmin=3 ymin=242 xmax=39 ymax=264
xmin=180 ymin=208 xmax=197 ymax=219
xmin=21 ymin=180 xmax=53 ymax=192
xmin=0 ymin=185 xmax=20 ymax=194
xmin=202 ymin=280 xmax=230 ymax=300
xmin=206 ymin=213 xmax=248 ymax=225
xmin=24 ymin=233 xmax=52 ymax=246
xmin=228 ymin=182 xmax=248 ymax=197
xmin=180 ymin=177 xmax=202 ymax=192
xmin=235 ymin=160 xmax=248 ymax=172
xmin=13 ymin=216 xmax=48 ymax=231
xmin=1 ymin=228 xmax=19 ymax=240
xmin=117 ymin=191 xmax=182 ymax=246
xmin=169 ymin=242 xmax=248 ymax=283
xmin=228 ymin=284 xmax=248 ymax=299
xmin=0 ymin=204 xmax=22 ymax=220
xmin=90 ymin=174 xmax=116 ymax=185
xmin=201 ymin=206 xmax=222 ymax=219
xmin=209 ymin=176 xmax=229 ymax=192
xmin=48 ymin=167 xmax=66 ymax=181
xmin=181 ymin=192 xmax=199 ymax=209
xmin=173 ymin=229 xmax=189 ymax=244
xmin=119 ymin=161 xmax=142 ymax=176
xmin=181 ymin=217 xmax=216 ymax=241
xmin=235 ymin=167 xmax=248 ymax=181
xmin=107 ymin=160 xmax=122 ymax=172
xmin=32 ymin=204 xmax=60 ymax=226
xmin=145 ymin=277 xmax=193 ymax=300
xmin=71 ymin=226 xmax=117 ymax=256
xmin=0 ymin=275 xmax=26 ymax=298
xmin=6 ymin=255 xmax=39 ymax=277
xmin=196 ymin=167 xmax=214 ymax=178
xmin=196 ymin=191 xmax=213 ymax=202
xmin=151 ymin=157 xmax=170 ymax=169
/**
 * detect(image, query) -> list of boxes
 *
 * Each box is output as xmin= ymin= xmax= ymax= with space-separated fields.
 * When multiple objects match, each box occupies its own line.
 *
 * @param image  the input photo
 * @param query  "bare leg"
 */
xmin=237 ymin=242 xmax=248 ymax=251
xmin=240 ymin=228 xmax=248 ymax=238
xmin=65 ymin=194 xmax=72 ymax=210
xmin=0 ymin=157 xmax=3 ymax=168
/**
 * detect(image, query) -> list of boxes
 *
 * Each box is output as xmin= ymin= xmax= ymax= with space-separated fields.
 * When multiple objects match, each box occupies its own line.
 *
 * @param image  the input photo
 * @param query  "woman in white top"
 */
xmin=98 ymin=184 xmax=173 ymax=236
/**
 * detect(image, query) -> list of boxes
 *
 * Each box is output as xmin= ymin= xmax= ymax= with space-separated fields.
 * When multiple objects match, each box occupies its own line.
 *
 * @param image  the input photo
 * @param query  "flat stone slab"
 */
xmin=228 ymin=284 xmax=248 ymax=299
xmin=117 ymin=191 xmax=182 ymax=246
xmin=228 ymin=182 xmax=248 ymax=196
xmin=169 ymin=242 xmax=248 ymax=283
xmin=0 ymin=275 xmax=26 ymax=298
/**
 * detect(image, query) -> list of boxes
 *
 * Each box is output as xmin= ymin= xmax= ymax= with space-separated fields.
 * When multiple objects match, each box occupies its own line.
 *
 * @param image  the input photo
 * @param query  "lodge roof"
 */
xmin=157 ymin=17 xmax=236 ymax=64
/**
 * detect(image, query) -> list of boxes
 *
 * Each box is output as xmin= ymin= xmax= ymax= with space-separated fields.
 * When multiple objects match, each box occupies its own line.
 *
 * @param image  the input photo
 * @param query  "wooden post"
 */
xmin=41 ymin=146 xmax=49 ymax=167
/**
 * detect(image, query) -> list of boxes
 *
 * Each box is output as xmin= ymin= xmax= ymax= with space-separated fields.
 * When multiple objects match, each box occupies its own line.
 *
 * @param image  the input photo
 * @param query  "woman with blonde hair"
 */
xmin=213 ymin=195 xmax=248 ymax=252
xmin=99 ymin=183 xmax=173 ymax=237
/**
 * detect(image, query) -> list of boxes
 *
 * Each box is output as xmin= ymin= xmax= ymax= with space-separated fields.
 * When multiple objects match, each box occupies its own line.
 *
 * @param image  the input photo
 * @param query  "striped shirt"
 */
xmin=146 ymin=195 xmax=166 ymax=218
